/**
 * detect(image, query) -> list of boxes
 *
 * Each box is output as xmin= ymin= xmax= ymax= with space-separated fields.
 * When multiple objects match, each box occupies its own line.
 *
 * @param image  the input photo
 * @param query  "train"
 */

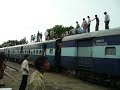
xmin=1 ymin=27 xmax=120 ymax=86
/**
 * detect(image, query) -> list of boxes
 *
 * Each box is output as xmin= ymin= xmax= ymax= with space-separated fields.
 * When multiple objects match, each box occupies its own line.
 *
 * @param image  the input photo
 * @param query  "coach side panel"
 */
xmin=92 ymin=35 xmax=120 ymax=76
xmin=61 ymin=40 xmax=77 ymax=69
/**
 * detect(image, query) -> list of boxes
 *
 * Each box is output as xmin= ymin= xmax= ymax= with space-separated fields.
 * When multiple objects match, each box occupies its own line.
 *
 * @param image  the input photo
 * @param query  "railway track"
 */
xmin=4 ymin=64 xmax=31 ymax=90
xmin=4 ymin=65 xmax=20 ymax=84
xmin=5 ymin=61 xmax=111 ymax=90
xmin=6 ymin=64 xmax=20 ymax=71
xmin=4 ymin=71 xmax=20 ymax=85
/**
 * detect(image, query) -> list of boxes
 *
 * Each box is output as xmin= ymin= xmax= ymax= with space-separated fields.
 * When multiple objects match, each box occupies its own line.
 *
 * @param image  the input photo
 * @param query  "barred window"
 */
xmin=36 ymin=50 xmax=38 ymax=54
xmin=39 ymin=50 xmax=42 ymax=54
xmin=25 ymin=50 xmax=26 ymax=54
xmin=31 ymin=50 xmax=32 ymax=54
xmin=34 ymin=50 xmax=35 ymax=54
xmin=27 ymin=50 xmax=29 ymax=54
xmin=49 ymin=49 xmax=53 ymax=54
xmin=105 ymin=47 xmax=116 ymax=55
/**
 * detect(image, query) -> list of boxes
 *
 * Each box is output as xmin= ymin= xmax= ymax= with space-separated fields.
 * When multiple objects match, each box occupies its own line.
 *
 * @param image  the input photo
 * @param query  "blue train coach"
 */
xmin=61 ymin=27 xmax=120 ymax=84
xmin=0 ymin=39 xmax=62 ymax=70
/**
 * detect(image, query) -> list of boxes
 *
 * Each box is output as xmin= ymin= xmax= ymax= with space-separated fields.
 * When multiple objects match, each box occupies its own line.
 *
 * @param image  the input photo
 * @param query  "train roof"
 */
xmin=0 ymin=39 xmax=59 ymax=49
xmin=24 ymin=39 xmax=59 ymax=47
xmin=62 ymin=27 xmax=120 ymax=41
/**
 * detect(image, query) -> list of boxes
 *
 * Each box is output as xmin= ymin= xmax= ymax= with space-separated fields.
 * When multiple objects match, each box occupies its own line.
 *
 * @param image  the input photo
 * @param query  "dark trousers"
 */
xmin=95 ymin=23 xmax=99 ymax=31
xmin=87 ymin=24 xmax=90 ymax=32
xmin=19 ymin=75 xmax=28 ymax=90
xmin=105 ymin=21 xmax=109 ymax=29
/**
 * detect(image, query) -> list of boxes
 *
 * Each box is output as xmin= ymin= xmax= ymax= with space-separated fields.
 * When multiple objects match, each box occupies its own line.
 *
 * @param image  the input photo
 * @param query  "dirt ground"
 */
xmin=0 ymin=61 xmax=113 ymax=90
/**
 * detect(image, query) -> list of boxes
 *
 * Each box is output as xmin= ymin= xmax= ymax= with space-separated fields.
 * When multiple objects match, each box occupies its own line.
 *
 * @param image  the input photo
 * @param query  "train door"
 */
xmin=55 ymin=39 xmax=62 ymax=71
xmin=7 ymin=49 xmax=10 ymax=60
xmin=19 ymin=46 xmax=23 ymax=62
xmin=42 ymin=44 xmax=47 ymax=56
xmin=77 ymin=39 xmax=93 ymax=71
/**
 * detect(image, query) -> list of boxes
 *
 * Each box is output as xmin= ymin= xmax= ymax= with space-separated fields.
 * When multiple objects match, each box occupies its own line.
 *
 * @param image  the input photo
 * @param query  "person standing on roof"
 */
xmin=76 ymin=21 xmax=80 ymax=29
xmin=40 ymin=32 xmax=42 ymax=42
xmin=104 ymin=12 xmax=110 ymax=29
xmin=92 ymin=15 xmax=100 ymax=31
xmin=37 ymin=31 xmax=40 ymax=42
xmin=45 ymin=30 xmax=48 ymax=40
xmin=87 ymin=16 xmax=91 ymax=32
xmin=75 ymin=21 xmax=80 ymax=34
xmin=50 ymin=30 xmax=54 ymax=40
xmin=81 ymin=18 xmax=88 ymax=32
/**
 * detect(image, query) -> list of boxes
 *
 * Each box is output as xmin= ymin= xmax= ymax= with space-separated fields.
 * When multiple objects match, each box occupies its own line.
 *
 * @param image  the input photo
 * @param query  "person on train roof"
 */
xmin=104 ymin=12 xmax=110 ymax=29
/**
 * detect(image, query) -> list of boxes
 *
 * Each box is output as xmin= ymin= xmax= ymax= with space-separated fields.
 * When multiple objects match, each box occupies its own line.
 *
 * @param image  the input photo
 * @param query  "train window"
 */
xmin=105 ymin=47 xmax=116 ymax=55
xmin=39 ymin=50 xmax=42 ymax=54
xmin=31 ymin=50 xmax=32 ymax=54
xmin=21 ymin=47 xmax=23 ymax=52
xmin=27 ymin=50 xmax=28 ymax=54
xmin=34 ymin=50 xmax=35 ymax=54
xmin=49 ymin=49 xmax=53 ymax=54
xmin=36 ymin=50 xmax=38 ymax=54
xmin=29 ymin=50 xmax=30 ymax=54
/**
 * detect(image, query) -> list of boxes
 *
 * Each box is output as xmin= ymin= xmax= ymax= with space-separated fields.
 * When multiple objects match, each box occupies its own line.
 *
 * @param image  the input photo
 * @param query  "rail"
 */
xmin=4 ymin=71 xmax=20 ymax=85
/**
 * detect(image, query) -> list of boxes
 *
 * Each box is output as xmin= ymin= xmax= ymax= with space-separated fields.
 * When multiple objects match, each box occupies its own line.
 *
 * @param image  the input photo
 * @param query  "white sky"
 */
xmin=0 ymin=0 xmax=120 ymax=44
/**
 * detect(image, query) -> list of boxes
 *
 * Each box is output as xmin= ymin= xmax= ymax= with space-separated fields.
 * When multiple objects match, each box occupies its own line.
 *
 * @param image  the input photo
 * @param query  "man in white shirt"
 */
xmin=65 ymin=31 xmax=69 ymax=36
xmin=19 ymin=54 xmax=30 ymax=90
xmin=45 ymin=30 xmax=48 ymax=40
xmin=104 ymin=12 xmax=110 ymax=29
xmin=50 ymin=30 xmax=54 ymax=39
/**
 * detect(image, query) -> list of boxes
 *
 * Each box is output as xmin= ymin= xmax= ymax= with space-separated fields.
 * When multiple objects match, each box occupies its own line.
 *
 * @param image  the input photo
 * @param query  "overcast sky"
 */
xmin=0 ymin=0 xmax=120 ymax=44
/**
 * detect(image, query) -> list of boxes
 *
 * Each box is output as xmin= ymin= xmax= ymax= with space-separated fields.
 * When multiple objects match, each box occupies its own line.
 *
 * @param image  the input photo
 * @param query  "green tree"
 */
xmin=47 ymin=25 xmax=74 ymax=38
xmin=0 ymin=37 xmax=28 ymax=47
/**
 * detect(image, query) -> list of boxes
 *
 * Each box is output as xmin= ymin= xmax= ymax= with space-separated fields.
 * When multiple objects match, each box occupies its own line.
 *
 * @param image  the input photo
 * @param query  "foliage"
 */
xmin=46 ymin=25 xmax=74 ymax=37
xmin=0 ymin=37 xmax=28 ymax=48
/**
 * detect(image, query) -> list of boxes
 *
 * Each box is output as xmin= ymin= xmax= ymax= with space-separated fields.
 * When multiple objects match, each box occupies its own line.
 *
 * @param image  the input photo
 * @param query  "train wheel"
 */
xmin=79 ymin=70 xmax=86 ymax=81
xmin=110 ymin=79 xmax=116 ymax=87
xmin=75 ymin=69 xmax=79 ymax=77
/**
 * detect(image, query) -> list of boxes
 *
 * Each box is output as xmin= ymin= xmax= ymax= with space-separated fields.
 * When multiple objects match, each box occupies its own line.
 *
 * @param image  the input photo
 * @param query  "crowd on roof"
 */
xmin=31 ymin=12 xmax=110 ymax=42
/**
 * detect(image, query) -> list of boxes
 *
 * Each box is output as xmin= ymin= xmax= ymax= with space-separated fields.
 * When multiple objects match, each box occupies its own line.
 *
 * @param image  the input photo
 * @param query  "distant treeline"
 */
xmin=0 ymin=37 xmax=28 ymax=48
